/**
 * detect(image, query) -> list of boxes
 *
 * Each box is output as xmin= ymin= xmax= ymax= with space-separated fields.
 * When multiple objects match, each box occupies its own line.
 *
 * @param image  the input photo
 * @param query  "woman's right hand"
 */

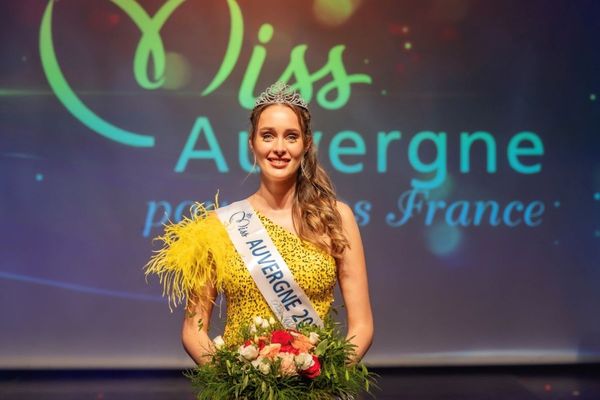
xmin=181 ymin=283 xmax=217 ymax=366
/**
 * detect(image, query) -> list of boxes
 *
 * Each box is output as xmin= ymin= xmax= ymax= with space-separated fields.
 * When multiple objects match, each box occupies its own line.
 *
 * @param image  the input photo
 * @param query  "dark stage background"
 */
xmin=1 ymin=0 xmax=599 ymax=368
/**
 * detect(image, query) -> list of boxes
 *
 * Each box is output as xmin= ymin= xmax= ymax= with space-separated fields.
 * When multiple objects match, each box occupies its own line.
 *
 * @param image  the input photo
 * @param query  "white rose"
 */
xmin=213 ymin=335 xmax=225 ymax=349
xmin=294 ymin=352 xmax=314 ymax=370
xmin=258 ymin=363 xmax=271 ymax=375
xmin=258 ymin=361 xmax=271 ymax=375
xmin=238 ymin=344 xmax=259 ymax=361
xmin=251 ymin=357 xmax=262 ymax=368
xmin=251 ymin=357 xmax=271 ymax=375
xmin=269 ymin=317 xmax=276 ymax=326
xmin=261 ymin=319 xmax=270 ymax=329
xmin=249 ymin=324 xmax=257 ymax=334
xmin=253 ymin=316 xmax=264 ymax=326
xmin=309 ymin=332 xmax=320 ymax=345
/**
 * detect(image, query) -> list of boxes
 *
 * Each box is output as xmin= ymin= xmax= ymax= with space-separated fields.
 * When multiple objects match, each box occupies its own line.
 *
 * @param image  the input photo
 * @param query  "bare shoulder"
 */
xmin=335 ymin=200 xmax=353 ymax=217
xmin=335 ymin=200 xmax=357 ymax=230
xmin=335 ymin=201 xmax=365 ymax=263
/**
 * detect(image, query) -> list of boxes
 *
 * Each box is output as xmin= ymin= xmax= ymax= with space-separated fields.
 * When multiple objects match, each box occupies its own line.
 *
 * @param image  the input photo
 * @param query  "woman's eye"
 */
xmin=262 ymin=133 xmax=274 ymax=140
xmin=287 ymin=135 xmax=298 ymax=142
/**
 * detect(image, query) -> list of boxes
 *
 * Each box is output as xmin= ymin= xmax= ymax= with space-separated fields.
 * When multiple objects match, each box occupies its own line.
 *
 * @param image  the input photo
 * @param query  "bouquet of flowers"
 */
xmin=185 ymin=316 xmax=377 ymax=400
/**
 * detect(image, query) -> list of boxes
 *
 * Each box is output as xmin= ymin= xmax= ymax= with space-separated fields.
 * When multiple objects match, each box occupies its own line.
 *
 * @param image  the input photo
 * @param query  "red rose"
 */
xmin=279 ymin=343 xmax=300 ymax=354
xmin=303 ymin=355 xmax=321 ymax=379
xmin=271 ymin=330 xmax=294 ymax=345
xmin=244 ymin=339 xmax=252 ymax=347
xmin=257 ymin=339 xmax=266 ymax=351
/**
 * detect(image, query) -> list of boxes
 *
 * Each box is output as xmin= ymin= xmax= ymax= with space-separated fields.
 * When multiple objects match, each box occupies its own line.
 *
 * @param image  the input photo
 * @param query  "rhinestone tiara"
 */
xmin=253 ymin=81 xmax=309 ymax=110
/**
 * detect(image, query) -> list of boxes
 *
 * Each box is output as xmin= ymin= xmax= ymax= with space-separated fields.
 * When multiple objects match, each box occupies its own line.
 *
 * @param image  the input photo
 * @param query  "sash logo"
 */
xmin=229 ymin=210 xmax=252 ymax=238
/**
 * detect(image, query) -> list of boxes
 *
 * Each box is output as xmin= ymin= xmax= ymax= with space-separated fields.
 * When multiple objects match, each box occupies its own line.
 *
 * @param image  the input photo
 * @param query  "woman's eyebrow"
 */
xmin=258 ymin=127 xmax=300 ymax=133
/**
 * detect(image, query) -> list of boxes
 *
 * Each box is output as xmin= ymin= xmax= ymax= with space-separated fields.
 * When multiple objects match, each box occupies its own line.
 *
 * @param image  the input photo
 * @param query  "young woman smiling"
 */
xmin=146 ymin=82 xmax=374 ymax=368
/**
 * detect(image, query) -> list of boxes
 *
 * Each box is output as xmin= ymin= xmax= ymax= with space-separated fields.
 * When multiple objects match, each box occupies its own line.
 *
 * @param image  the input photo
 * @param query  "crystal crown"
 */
xmin=253 ymin=81 xmax=309 ymax=109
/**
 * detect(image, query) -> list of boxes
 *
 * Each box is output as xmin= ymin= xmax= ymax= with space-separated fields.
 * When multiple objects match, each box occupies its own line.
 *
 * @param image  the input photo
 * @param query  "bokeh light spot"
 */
xmin=594 ymin=192 xmax=600 ymax=201
xmin=35 ymin=173 xmax=44 ymax=182
xmin=313 ymin=0 xmax=362 ymax=27
xmin=426 ymin=223 xmax=462 ymax=256
xmin=590 ymin=93 xmax=597 ymax=101
xmin=108 ymin=14 xmax=120 ymax=26
xmin=381 ymin=89 xmax=387 ymax=96
xmin=554 ymin=201 xmax=560 ymax=208
xmin=404 ymin=41 xmax=412 ymax=50
xmin=163 ymin=52 xmax=192 ymax=90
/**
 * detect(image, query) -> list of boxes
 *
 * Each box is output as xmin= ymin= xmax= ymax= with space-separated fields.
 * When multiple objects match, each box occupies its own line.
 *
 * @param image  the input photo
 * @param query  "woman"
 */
xmin=146 ymin=82 xmax=373 ymax=367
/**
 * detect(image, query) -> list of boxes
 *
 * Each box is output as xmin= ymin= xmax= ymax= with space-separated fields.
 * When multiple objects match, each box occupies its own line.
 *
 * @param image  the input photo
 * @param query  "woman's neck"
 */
xmin=253 ymin=178 xmax=296 ymax=211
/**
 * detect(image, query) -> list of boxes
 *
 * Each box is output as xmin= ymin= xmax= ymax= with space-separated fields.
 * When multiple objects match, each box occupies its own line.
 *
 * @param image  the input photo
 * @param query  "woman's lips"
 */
xmin=267 ymin=158 xmax=290 ymax=168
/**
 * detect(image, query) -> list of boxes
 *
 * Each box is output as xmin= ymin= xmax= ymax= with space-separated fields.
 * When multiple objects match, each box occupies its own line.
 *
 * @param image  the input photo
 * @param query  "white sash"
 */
xmin=215 ymin=200 xmax=323 ymax=329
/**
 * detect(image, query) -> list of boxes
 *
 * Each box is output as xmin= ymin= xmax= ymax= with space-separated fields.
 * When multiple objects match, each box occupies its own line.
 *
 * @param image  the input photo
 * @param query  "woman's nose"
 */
xmin=273 ymin=138 xmax=286 ymax=154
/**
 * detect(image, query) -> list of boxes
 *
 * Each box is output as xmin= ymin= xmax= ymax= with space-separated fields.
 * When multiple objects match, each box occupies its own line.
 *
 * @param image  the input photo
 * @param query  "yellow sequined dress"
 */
xmin=144 ymin=201 xmax=337 ymax=345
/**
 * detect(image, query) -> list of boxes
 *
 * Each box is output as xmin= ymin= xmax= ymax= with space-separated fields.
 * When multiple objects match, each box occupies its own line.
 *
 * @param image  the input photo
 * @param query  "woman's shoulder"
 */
xmin=335 ymin=200 xmax=361 ymax=247
xmin=335 ymin=200 xmax=355 ymax=222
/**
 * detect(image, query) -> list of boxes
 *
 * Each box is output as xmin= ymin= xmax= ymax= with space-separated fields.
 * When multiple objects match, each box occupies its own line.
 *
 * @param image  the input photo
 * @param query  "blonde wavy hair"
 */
xmin=249 ymin=103 xmax=350 ymax=260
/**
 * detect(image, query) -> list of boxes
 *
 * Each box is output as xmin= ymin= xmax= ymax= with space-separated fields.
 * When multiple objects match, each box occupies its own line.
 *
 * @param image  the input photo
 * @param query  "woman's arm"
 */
xmin=181 ymin=282 xmax=217 ymax=366
xmin=336 ymin=201 xmax=374 ymax=363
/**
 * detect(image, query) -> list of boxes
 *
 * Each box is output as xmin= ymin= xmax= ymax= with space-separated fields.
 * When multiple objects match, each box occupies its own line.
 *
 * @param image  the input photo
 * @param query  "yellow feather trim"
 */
xmin=143 ymin=193 xmax=231 ymax=311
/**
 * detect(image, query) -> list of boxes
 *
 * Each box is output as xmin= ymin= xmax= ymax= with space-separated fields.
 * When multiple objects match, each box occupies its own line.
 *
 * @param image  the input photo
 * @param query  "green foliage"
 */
xmin=184 ymin=316 xmax=378 ymax=399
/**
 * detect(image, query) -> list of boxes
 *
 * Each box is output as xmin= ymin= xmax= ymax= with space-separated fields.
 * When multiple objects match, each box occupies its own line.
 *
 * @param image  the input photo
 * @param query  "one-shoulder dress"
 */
xmin=144 ymin=202 xmax=337 ymax=345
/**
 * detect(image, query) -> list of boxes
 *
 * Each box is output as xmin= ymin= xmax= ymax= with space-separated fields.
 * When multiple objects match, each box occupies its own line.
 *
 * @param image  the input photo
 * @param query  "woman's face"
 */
xmin=251 ymin=104 xmax=306 ymax=183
